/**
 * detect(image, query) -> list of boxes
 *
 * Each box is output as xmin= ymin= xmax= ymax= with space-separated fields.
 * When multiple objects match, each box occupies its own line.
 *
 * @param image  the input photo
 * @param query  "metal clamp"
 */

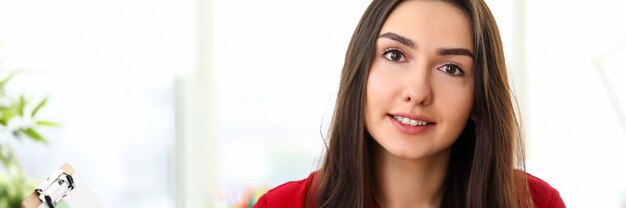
xmin=33 ymin=164 xmax=76 ymax=208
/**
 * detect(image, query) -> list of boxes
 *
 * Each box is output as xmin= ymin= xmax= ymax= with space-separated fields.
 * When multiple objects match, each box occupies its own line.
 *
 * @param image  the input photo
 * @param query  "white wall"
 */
xmin=211 ymin=0 xmax=371 ymax=204
xmin=524 ymin=0 xmax=626 ymax=207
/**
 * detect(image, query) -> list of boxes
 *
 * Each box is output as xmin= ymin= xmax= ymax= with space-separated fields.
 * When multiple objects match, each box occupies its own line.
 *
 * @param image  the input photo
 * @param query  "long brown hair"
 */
xmin=308 ymin=0 xmax=533 ymax=207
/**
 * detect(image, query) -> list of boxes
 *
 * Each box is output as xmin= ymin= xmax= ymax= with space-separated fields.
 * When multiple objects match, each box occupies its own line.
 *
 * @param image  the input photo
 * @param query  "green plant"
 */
xmin=0 ymin=71 xmax=57 ymax=208
xmin=0 ymin=157 xmax=35 ymax=208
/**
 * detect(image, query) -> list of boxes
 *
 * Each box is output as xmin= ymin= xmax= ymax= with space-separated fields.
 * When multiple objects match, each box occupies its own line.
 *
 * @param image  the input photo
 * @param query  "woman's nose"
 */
xmin=402 ymin=63 xmax=433 ymax=106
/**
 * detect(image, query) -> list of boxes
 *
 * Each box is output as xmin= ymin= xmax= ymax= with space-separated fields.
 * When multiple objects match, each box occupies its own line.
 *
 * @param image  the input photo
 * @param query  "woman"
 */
xmin=255 ymin=0 xmax=565 ymax=207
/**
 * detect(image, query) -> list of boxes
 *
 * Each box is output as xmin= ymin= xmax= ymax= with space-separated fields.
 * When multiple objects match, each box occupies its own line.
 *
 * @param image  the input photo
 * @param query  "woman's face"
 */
xmin=365 ymin=0 xmax=474 ymax=160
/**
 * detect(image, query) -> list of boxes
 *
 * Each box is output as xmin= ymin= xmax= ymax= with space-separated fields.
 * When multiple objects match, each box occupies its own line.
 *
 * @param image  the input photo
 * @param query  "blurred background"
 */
xmin=0 ymin=0 xmax=624 ymax=207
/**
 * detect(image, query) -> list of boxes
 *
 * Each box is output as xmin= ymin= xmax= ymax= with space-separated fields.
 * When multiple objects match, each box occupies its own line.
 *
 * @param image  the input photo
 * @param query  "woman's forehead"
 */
xmin=378 ymin=0 xmax=473 ymax=52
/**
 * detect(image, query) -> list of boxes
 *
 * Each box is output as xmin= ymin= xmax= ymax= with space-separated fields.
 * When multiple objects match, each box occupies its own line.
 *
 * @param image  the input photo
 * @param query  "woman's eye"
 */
xmin=382 ymin=49 xmax=406 ymax=62
xmin=438 ymin=64 xmax=465 ymax=76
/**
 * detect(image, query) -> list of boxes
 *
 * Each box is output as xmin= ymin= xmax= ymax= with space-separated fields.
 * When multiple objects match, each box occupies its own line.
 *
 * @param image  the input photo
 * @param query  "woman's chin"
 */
xmin=379 ymin=142 xmax=451 ymax=162
xmin=383 ymin=145 xmax=431 ymax=160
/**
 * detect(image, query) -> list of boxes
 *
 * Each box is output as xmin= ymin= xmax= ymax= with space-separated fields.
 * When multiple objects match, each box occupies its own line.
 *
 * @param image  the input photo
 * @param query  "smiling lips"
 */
xmin=393 ymin=115 xmax=429 ymax=126
xmin=388 ymin=114 xmax=435 ymax=135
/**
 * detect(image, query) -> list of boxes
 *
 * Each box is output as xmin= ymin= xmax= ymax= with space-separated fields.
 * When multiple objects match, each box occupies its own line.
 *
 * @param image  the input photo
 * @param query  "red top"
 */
xmin=254 ymin=172 xmax=565 ymax=208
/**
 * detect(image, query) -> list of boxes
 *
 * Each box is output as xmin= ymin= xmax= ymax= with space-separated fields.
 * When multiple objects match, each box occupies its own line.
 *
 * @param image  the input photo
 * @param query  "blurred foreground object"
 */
xmin=21 ymin=163 xmax=103 ymax=208
xmin=21 ymin=164 xmax=74 ymax=208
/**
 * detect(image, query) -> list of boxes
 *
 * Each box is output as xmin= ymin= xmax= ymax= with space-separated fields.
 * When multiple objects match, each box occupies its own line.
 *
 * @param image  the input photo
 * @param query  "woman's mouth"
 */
xmin=387 ymin=114 xmax=435 ymax=135
xmin=392 ymin=115 xmax=429 ymax=126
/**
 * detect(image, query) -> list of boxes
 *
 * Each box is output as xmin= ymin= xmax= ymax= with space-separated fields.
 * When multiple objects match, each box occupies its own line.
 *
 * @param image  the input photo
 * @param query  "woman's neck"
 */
xmin=374 ymin=144 xmax=451 ymax=208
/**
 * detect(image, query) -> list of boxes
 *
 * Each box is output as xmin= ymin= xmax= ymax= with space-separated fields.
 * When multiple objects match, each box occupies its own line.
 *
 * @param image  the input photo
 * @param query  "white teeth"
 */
xmin=393 ymin=116 xmax=429 ymax=126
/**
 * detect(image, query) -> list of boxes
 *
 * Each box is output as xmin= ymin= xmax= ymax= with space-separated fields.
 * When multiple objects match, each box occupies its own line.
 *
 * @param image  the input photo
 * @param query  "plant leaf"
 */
xmin=18 ymin=95 xmax=25 ymax=116
xmin=0 ymin=146 xmax=11 ymax=168
xmin=1 ymin=108 xmax=15 ymax=122
xmin=31 ymin=97 xmax=48 ymax=117
xmin=0 ymin=71 xmax=18 ymax=87
xmin=36 ymin=120 xmax=60 ymax=127
xmin=20 ymin=128 xmax=47 ymax=144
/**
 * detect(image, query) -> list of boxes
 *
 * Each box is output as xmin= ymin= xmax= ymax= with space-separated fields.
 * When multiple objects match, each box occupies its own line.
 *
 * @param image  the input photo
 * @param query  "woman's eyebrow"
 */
xmin=379 ymin=32 xmax=474 ymax=59
xmin=378 ymin=32 xmax=416 ymax=49
xmin=438 ymin=48 xmax=474 ymax=59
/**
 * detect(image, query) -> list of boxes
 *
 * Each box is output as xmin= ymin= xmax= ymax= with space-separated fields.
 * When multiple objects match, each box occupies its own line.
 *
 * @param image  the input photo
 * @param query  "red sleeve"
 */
xmin=257 ymin=172 xmax=564 ymax=207
xmin=527 ymin=173 xmax=566 ymax=208
xmin=253 ymin=172 xmax=316 ymax=208
xmin=253 ymin=194 xmax=268 ymax=208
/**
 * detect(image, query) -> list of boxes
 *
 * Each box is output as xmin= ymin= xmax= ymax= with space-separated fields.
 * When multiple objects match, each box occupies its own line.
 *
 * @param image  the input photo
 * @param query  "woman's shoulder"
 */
xmin=526 ymin=172 xmax=566 ymax=208
xmin=253 ymin=172 xmax=316 ymax=208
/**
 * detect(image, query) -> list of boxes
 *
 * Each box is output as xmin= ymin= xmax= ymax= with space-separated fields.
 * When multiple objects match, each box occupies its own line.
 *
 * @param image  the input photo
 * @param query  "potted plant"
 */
xmin=0 ymin=71 xmax=57 ymax=208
